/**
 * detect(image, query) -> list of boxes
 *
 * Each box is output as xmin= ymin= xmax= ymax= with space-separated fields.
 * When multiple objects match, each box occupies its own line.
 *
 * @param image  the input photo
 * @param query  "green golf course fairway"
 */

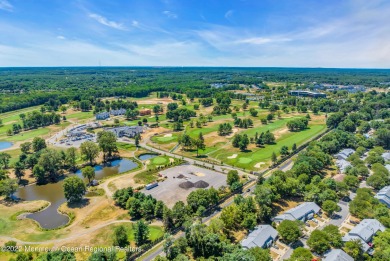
xmin=210 ymin=123 xmax=327 ymax=170
xmin=152 ymin=156 xmax=168 ymax=165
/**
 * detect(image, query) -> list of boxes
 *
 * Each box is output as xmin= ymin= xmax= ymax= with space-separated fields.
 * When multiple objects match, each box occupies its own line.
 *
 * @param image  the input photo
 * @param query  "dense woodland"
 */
xmin=1 ymin=67 xmax=390 ymax=113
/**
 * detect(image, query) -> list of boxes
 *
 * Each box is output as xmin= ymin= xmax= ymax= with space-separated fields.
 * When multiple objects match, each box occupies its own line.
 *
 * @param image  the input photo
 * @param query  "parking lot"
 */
xmin=142 ymin=164 xmax=227 ymax=208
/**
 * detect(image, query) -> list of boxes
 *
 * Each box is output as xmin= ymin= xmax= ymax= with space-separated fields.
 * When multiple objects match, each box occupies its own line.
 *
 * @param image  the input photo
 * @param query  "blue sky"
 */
xmin=0 ymin=0 xmax=389 ymax=67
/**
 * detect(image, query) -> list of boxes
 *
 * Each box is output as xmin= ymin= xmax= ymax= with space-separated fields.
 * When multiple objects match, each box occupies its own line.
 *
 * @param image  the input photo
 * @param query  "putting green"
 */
xmin=157 ymin=136 xmax=175 ymax=142
xmin=152 ymin=156 xmax=168 ymax=165
xmin=238 ymin=157 xmax=252 ymax=164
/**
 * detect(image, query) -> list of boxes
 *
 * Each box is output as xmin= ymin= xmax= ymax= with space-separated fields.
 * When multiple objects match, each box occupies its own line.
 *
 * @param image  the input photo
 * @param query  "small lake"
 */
xmin=15 ymin=158 xmax=138 ymax=229
xmin=138 ymin=153 xmax=158 ymax=161
xmin=0 ymin=141 xmax=13 ymax=151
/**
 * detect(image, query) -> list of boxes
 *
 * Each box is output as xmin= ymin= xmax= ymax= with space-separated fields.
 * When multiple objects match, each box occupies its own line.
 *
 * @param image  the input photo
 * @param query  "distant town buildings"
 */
xmin=342 ymin=219 xmax=385 ymax=253
xmin=273 ymin=202 xmax=321 ymax=223
xmin=375 ymin=186 xmax=390 ymax=208
xmin=312 ymin=83 xmax=366 ymax=93
xmin=96 ymin=111 xmax=110 ymax=120
xmin=110 ymin=108 xmax=126 ymax=116
xmin=288 ymin=90 xmax=327 ymax=98
xmin=241 ymin=225 xmax=278 ymax=249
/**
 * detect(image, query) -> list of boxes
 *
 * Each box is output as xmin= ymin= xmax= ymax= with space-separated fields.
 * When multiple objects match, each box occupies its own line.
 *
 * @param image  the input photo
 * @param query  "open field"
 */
xmin=142 ymin=165 xmax=227 ymax=207
xmin=209 ymin=118 xmax=327 ymax=170
xmin=0 ymin=196 xmax=163 ymax=247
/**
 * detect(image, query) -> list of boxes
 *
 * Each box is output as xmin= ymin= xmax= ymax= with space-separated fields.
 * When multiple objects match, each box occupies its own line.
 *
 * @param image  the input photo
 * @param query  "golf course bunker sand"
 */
xmin=255 ymin=162 xmax=266 ymax=168
xmin=164 ymin=133 xmax=173 ymax=137
xmin=227 ymin=154 xmax=238 ymax=159
xmin=143 ymin=165 xmax=227 ymax=208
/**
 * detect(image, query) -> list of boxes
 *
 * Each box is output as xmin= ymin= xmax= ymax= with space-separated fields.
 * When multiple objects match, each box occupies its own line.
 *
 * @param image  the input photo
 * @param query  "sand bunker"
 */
xmin=179 ymin=181 xmax=194 ymax=189
xmin=194 ymin=180 xmax=209 ymax=188
xmin=227 ymin=154 xmax=238 ymax=159
xmin=164 ymin=133 xmax=173 ymax=137
xmin=194 ymin=172 xmax=205 ymax=177
xmin=254 ymin=162 xmax=266 ymax=168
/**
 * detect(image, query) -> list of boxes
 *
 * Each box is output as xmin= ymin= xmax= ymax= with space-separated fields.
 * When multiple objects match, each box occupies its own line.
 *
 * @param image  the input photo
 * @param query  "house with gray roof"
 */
xmin=342 ymin=219 xmax=385 ymax=253
xmin=375 ymin=186 xmax=390 ymax=208
xmin=105 ymin=126 xmax=143 ymax=138
xmin=335 ymin=159 xmax=352 ymax=173
xmin=334 ymin=149 xmax=355 ymax=160
xmin=382 ymin=152 xmax=390 ymax=162
xmin=323 ymin=249 xmax=353 ymax=261
xmin=110 ymin=108 xmax=126 ymax=116
xmin=273 ymin=202 xmax=321 ymax=223
xmin=241 ymin=225 xmax=278 ymax=249
xmin=96 ymin=111 xmax=110 ymax=120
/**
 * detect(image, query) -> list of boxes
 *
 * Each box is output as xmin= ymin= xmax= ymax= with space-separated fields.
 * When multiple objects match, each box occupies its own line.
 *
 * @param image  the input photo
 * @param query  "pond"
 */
xmin=138 ymin=153 xmax=158 ymax=161
xmin=15 ymin=158 xmax=138 ymax=229
xmin=0 ymin=141 xmax=13 ymax=151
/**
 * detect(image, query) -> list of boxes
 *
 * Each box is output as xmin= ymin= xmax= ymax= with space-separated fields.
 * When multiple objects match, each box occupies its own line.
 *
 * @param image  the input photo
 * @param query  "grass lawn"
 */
xmin=209 ymin=123 xmax=327 ymax=170
xmin=186 ymin=123 xmax=220 ymax=138
xmin=66 ymin=111 xmax=94 ymax=120
xmin=151 ymin=156 xmax=169 ymax=165
xmin=117 ymin=142 xmax=137 ymax=151
xmin=1 ymin=128 xmax=50 ymax=142
xmin=151 ymin=134 xmax=179 ymax=144
xmin=240 ymin=116 xmax=302 ymax=137
xmin=134 ymin=170 xmax=159 ymax=184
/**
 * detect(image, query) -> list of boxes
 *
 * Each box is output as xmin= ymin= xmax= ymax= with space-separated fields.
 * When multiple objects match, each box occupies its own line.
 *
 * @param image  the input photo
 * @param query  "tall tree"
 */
xmin=134 ymin=220 xmax=149 ymax=246
xmin=82 ymin=166 xmax=96 ymax=184
xmin=63 ymin=176 xmax=86 ymax=203
xmin=113 ymin=225 xmax=129 ymax=247
xmin=0 ymin=152 xmax=11 ymax=169
xmin=65 ymin=147 xmax=78 ymax=170
xmin=32 ymin=137 xmax=46 ymax=152
xmin=14 ymin=161 xmax=25 ymax=181
xmin=80 ymin=141 xmax=100 ymax=165
xmin=97 ymin=131 xmax=118 ymax=161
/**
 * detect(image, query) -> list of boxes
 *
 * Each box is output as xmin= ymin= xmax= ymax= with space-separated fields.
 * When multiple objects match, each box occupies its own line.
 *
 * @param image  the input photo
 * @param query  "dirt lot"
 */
xmin=142 ymin=165 xmax=227 ymax=208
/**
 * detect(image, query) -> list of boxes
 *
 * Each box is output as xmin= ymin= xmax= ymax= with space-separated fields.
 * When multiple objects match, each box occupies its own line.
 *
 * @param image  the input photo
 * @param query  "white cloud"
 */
xmin=224 ymin=10 xmax=234 ymax=19
xmin=0 ymin=0 xmax=13 ymax=12
xmin=162 ymin=11 xmax=177 ymax=19
xmin=57 ymin=35 xmax=66 ymax=40
xmin=89 ymin=13 xmax=126 ymax=30
xmin=236 ymin=37 xmax=291 ymax=45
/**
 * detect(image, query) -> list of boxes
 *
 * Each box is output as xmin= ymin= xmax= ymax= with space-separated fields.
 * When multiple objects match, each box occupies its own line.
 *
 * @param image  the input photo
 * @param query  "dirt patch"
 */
xmin=273 ymin=127 xmax=289 ymax=139
xmin=137 ymin=98 xmax=173 ymax=105
xmin=179 ymin=181 xmax=194 ymax=189
xmin=194 ymin=180 xmax=209 ymax=188
xmin=227 ymin=128 xmax=239 ymax=138
xmin=194 ymin=172 xmax=205 ymax=177
xmin=163 ymin=133 xmax=172 ymax=137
